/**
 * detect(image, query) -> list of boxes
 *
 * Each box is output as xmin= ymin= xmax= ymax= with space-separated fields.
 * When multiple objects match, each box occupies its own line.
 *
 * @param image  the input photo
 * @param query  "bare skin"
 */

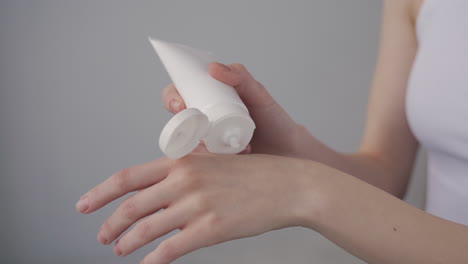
xmin=76 ymin=0 xmax=468 ymax=263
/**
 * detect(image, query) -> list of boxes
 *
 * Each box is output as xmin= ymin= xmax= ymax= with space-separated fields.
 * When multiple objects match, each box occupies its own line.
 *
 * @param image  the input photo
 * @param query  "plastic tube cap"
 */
xmin=159 ymin=108 xmax=210 ymax=159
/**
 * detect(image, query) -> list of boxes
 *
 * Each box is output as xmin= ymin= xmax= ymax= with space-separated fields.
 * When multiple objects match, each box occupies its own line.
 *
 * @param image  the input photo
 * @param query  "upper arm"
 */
xmin=359 ymin=0 xmax=422 ymax=194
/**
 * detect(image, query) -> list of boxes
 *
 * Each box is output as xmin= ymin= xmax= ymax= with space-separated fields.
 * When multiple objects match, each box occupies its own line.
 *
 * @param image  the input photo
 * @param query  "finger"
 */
xmin=97 ymin=178 xmax=176 ymax=245
xmin=192 ymin=142 xmax=209 ymax=153
xmin=162 ymin=83 xmax=185 ymax=113
xmin=140 ymin=222 xmax=212 ymax=264
xmin=76 ymin=158 xmax=172 ymax=214
xmin=208 ymin=62 xmax=243 ymax=87
xmin=208 ymin=62 xmax=274 ymax=108
xmin=239 ymin=144 xmax=252 ymax=154
xmin=113 ymin=202 xmax=194 ymax=257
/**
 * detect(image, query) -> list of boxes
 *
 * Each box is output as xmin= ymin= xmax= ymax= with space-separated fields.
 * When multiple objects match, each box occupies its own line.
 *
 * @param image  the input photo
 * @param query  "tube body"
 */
xmin=150 ymin=39 xmax=255 ymax=155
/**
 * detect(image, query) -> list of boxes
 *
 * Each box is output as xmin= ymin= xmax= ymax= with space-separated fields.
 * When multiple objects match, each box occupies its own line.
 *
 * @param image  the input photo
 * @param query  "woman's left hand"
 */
xmin=76 ymin=153 xmax=320 ymax=264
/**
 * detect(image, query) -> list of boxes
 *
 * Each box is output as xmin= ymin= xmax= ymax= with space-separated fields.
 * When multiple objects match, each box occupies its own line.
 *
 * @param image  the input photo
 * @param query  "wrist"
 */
xmin=287 ymin=160 xmax=332 ymax=230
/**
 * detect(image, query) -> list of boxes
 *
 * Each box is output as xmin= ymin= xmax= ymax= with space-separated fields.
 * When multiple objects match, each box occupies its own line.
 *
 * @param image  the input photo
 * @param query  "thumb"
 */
xmin=208 ymin=62 xmax=275 ymax=108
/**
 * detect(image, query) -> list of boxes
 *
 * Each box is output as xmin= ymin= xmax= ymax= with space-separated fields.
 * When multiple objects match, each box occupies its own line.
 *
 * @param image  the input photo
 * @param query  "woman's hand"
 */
xmin=162 ymin=62 xmax=310 ymax=157
xmin=75 ymin=154 xmax=319 ymax=264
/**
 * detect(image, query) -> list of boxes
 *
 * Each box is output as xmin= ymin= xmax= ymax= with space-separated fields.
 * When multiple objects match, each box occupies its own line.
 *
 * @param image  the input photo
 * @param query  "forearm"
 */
xmin=292 ymin=126 xmax=408 ymax=197
xmin=333 ymin=152 xmax=409 ymax=198
xmin=299 ymin=162 xmax=468 ymax=264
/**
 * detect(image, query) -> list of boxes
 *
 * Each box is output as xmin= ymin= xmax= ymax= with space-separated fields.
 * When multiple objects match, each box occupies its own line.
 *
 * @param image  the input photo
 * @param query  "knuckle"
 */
xmin=188 ymin=175 xmax=203 ymax=189
xmin=162 ymin=84 xmax=177 ymax=110
xmin=178 ymin=170 xmax=204 ymax=192
xmin=172 ymin=155 xmax=193 ymax=169
xmin=231 ymin=63 xmax=247 ymax=72
xmin=171 ymin=161 xmax=191 ymax=177
xmin=168 ymin=156 xmax=208 ymax=192
xmin=170 ymin=172 xmax=200 ymax=194
xmin=206 ymin=211 xmax=225 ymax=227
xmin=190 ymin=193 xmax=208 ymax=213
xmin=169 ymin=169 xmax=186 ymax=185
xmin=135 ymin=220 xmax=152 ymax=240
xmin=199 ymin=212 xmax=226 ymax=245
xmin=113 ymin=168 xmax=132 ymax=191
xmin=171 ymin=158 xmax=199 ymax=181
xmin=120 ymin=199 xmax=138 ymax=220
xmin=158 ymin=240 xmax=176 ymax=262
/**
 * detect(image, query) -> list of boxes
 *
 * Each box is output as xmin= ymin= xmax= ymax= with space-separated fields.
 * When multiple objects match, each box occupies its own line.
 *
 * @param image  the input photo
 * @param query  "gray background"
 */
xmin=0 ymin=0 xmax=426 ymax=263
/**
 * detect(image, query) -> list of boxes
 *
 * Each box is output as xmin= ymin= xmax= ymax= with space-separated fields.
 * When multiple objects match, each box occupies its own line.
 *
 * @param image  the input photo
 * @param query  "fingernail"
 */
xmin=75 ymin=196 xmax=89 ymax=213
xmin=97 ymin=231 xmax=108 ymax=245
xmin=219 ymin=63 xmax=231 ymax=71
xmin=114 ymin=240 xmax=123 ymax=256
xmin=170 ymin=100 xmax=181 ymax=112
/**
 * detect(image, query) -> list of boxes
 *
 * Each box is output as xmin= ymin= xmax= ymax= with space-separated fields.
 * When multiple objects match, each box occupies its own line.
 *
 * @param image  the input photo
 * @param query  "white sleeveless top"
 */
xmin=407 ymin=0 xmax=468 ymax=225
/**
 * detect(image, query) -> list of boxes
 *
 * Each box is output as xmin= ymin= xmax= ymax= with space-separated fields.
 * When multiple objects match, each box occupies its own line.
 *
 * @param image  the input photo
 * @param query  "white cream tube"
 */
xmin=149 ymin=38 xmax=255 ymax=159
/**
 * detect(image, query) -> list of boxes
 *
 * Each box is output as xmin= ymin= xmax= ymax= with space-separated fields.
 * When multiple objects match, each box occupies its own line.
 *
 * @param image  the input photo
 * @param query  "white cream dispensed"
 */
xmin=149 ymin=38 xmax=256 ymax=159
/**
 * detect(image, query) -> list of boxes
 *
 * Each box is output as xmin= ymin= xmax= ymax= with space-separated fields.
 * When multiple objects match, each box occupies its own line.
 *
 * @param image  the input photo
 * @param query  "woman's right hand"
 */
xmin=161 ymin=62 xmax=311 ymax=157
